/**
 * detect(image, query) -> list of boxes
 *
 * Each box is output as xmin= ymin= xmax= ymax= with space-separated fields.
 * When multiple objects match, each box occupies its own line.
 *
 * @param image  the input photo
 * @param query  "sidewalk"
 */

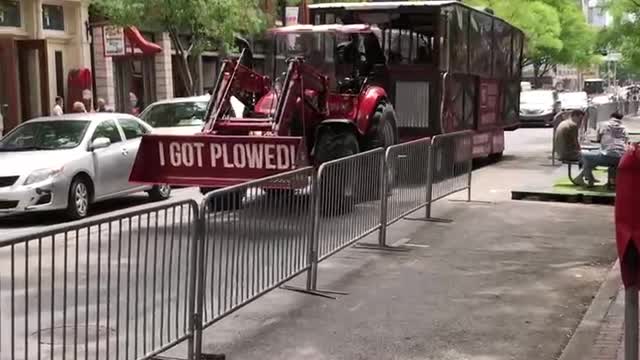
xmin=560 ymin=260 xmax=626 ymax=360
xmin=590 ymin=286 xmax=624 ymax=360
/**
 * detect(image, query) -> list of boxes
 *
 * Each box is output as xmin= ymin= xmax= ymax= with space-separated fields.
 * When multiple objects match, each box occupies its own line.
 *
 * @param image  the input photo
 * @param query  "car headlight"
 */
xmin=24 ymin=167 xmax=63 ymax=185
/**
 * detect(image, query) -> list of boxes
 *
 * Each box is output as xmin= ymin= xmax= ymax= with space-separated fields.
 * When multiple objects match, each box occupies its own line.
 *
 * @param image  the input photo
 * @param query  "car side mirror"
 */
xmin=90 ymin=137 xmax=111 ymax=151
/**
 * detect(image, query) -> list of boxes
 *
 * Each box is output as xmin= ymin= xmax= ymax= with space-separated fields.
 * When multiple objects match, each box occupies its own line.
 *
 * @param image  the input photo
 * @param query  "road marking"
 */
xmin=404 ymin=243 xmax=431 ymax=249
xmin=391 ymin=237 xmax=411 ymax=247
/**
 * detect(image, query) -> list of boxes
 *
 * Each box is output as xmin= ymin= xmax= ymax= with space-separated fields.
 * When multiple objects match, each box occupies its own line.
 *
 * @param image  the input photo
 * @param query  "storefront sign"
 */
xmin=285 ymin=7 xmax=299 ymax=48
xmin=103 ymin=26 xmax=125 ymax=57
xmin=285 ymin=7 xmax=299 ymax=26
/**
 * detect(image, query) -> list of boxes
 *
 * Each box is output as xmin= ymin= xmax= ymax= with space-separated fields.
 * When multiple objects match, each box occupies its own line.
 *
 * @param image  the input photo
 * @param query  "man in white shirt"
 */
xmin=581 ymin=112 xmax=629 ymax=186
xmin=52 ymin=96 xmax=64 ymax=116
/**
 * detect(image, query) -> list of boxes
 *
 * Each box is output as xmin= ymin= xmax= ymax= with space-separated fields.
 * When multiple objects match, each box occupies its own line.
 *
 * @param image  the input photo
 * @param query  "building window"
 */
xmin=55 ymin=51 xmax=64 ymax=99
xmin=0 ymin=1 xmax=21 ymax=27
xmin=42 ymin=4 xmax=64 ymax=31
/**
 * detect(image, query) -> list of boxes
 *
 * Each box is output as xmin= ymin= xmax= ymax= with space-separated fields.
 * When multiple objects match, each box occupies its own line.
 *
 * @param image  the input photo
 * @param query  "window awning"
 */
xmin=123 ymin=26 xmax=162 ymax=55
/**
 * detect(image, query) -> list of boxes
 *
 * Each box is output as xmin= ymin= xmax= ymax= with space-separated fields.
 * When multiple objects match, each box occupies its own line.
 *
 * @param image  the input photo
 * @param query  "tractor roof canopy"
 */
xmin=268 ymin=24 xmax=377 ymax=35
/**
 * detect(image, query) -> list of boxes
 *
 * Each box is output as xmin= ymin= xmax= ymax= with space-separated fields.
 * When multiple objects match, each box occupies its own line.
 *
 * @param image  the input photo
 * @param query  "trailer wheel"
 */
xmin=315 ymin=127 xmax=359 ymax=215
xmin=362 ymin=101 xmax=404 ymax=194
xmin=200 ymin=187 xmax=245 ymax=211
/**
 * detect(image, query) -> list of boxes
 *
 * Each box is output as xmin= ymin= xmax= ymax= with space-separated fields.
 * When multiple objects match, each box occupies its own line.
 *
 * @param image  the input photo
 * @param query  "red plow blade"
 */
xmin=130 ymin=134 xmax=307 ymax=188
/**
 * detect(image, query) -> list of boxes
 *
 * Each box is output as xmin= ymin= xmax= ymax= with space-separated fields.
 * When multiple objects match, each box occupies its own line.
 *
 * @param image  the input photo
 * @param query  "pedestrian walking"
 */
xmin=52 ymin=96 xmax=64 ymax=116
xmin=0 ymin=110 xmax=4 ymax=137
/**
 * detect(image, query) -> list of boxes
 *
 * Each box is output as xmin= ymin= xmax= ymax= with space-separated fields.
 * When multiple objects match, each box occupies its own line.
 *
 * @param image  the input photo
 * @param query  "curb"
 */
xmin=557 ymin=259 xmax=621 ymax=360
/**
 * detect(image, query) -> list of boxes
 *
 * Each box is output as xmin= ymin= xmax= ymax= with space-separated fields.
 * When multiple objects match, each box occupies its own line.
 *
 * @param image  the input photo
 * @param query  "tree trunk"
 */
xmin=167 ymin=30 xmax=195 ymax=96
xmin=176 ymin=54 xmax=195 ymax=97
xmin=533 ymin=63 xmax=541 ymax=89
xmin=188 ymin=53 xmax=201 ymax=95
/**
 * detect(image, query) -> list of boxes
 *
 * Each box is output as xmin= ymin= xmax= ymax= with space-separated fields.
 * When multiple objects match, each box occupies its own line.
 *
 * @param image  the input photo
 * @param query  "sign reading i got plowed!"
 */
xmin=129 ymin=135 xmax=306 ymax=187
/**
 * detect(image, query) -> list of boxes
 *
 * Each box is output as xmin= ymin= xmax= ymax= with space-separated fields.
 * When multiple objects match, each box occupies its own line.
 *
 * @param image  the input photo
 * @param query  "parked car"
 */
xmin=0 ymin=113 xmax=171 ymax=220
xmin=559 ymin=91 xmax=590 ymax=111
xmin=519 ymin=90 xmax=561 ymax=126
xmin=139 ymin=95 xmax=210 ymax=135
xmin=139 ymin=95 xmax=245 ymax=135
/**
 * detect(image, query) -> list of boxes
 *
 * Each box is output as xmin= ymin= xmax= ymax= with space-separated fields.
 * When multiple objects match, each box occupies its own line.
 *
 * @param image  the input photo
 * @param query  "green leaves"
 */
xmin=465 ymin=0 xmax=597 ymax=71
xmin=601 ymin=0 xmax=640 ymax=73
xmin=92 ymin=0 xmax=265 ymax=95
xmin=93 ymin=0 xmax=265 ymax=51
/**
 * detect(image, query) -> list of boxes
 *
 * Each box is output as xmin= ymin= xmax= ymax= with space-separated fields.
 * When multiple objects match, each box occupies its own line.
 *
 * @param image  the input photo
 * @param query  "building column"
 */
xmin=91 ymin=26 xmax=115 ymax=106
xmin=154 ymin=32 xmax=174 ymax=100
xmin=76 ymin=1 xmax=92 ymax=68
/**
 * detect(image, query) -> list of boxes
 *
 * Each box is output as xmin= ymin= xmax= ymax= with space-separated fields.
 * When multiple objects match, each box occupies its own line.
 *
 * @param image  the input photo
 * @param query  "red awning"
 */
xmin=123 ymin=26 xmax=162 ymax=55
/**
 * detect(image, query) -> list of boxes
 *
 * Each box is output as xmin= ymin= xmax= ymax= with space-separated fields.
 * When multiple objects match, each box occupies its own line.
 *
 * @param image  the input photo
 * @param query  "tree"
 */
xmin=466 ymin=0 xmax=597 ymax=86
xmin=601 ymin=0 xmax=640 ymax=73
xmin=93 ymin=0 xmax=264 ymax=96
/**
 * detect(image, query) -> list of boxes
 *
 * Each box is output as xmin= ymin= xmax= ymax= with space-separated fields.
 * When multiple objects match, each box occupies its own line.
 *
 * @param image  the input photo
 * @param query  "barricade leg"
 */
xmin=625 ymin=286 xmax=639 ymax=360
xmin=358 ymin=154 xmax=409 ymax=251
xmin=407 ymin=139 xmax=452 ymax=223
xmin=281 ymin=173 xmax=347 ymax=299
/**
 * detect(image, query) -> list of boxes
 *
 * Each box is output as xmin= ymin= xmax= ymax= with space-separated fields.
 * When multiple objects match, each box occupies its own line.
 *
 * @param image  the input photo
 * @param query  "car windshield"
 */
xmin=520 ymin=91 xmax=554 ymax=105
xmin=0 ymin=120 xmax=90 ymax=151
xmin=140 ymin=101 xmax=208 ymax=128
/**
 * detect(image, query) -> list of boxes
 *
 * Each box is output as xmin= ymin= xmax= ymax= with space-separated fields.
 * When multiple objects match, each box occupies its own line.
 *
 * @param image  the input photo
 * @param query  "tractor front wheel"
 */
xmin=361 ymin=101 xmax=399 ymax=199
xmin=200 ymin=187 xmax=245 ymax=211
xmin=315 ymin=127 xmax=360 ymax=216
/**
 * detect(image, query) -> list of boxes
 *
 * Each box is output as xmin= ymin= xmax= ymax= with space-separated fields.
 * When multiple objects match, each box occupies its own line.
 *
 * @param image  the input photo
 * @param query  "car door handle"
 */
xmin=121 ymin=148 xmax=129 ymax=156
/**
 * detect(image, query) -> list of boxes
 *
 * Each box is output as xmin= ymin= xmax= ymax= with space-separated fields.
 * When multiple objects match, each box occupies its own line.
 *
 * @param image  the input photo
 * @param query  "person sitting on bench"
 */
xmin=555 ymin=109 xmax=585 ymax=160
xmin=580 ymin=112 xmax=629 ymax=187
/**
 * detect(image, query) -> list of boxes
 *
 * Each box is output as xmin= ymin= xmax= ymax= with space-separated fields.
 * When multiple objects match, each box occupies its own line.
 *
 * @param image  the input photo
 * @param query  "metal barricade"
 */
xmin=313 ymin=149 xmax=384 ymax=264
xmin=383 ymin=138 xmax=431 ymax=225
xmin=426 ymin=131 xmax=473 ymax=207
xmin=0 ymin=200 xmax=199 ymax=360
xmin=195 ymin=167 xmax=315 ymax=339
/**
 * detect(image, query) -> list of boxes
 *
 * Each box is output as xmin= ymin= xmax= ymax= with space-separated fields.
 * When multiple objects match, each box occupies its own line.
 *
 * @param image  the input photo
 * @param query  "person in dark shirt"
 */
xmin=554 ymin=109 xmax=585 ymax=162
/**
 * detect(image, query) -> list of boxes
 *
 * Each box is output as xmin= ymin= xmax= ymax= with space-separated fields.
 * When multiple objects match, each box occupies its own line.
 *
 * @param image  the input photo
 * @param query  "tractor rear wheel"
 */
xmin=200 ymin=187 xmax=245 ymax=211
xmin=315 ymin=127 xmax=360 ymax=216
xmin=361 ymin=101 xmax=399 ymax=199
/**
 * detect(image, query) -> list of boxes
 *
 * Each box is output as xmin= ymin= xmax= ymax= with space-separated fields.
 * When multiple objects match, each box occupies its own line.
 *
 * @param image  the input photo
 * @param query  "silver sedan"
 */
xmin=0 ymin=113 xmax=171 ymax=219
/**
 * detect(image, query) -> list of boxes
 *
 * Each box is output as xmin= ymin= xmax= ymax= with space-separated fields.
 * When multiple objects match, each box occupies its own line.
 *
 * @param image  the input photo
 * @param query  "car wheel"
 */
xmin=66 ymin=178 xmax=90 ymax=220
xmin=148 ymin=184 xmax=171 ymax=201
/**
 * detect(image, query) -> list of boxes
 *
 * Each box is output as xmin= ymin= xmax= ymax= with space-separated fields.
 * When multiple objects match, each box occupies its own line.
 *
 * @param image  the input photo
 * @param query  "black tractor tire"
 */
xmin=147 ymin=185 xmax=172 ymax=202
xmin=66 ymin=177 xmax=91 ymax=220
xmin=315 ymin=127 xmax=360 ymax=216
xmin=361 ymin=101 xmax=399 ymax=199
xmin=200 ymin=187 xmax=245 ymax=211
xmin=396 ymin=144 xmax=430 ymax=186
xmin=263 ymin=188 xmax=297 ymax=199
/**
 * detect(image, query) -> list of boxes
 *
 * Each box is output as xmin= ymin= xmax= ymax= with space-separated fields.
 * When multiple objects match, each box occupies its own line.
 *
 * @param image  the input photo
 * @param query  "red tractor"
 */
xmin=130 ymin=24 xmax=398 ymax=206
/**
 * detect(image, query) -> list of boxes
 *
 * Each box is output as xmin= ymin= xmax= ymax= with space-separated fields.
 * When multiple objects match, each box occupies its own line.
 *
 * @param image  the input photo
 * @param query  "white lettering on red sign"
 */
xmin=158 ymin=141 xmax=296 ymax=170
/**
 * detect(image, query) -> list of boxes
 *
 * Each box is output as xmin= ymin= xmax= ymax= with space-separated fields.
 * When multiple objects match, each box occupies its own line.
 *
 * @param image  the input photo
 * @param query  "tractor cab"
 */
xmin=251 ymin=24 xmax=388 ymax=119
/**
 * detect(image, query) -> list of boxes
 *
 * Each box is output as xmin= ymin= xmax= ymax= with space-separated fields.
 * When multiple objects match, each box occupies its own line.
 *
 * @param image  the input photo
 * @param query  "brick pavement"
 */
xmin=590 ymin=286 xmax=625 ymax=360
